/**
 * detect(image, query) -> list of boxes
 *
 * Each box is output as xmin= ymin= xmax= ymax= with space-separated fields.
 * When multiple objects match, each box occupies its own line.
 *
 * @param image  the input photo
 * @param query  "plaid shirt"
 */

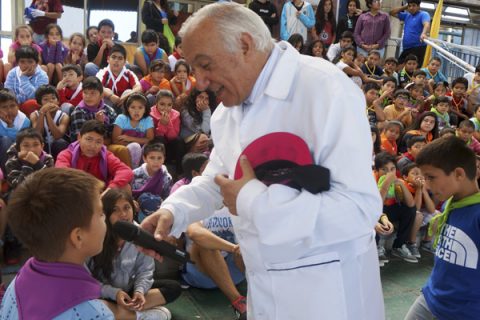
xmin=69 ymin=102 xmax=117 ymax=141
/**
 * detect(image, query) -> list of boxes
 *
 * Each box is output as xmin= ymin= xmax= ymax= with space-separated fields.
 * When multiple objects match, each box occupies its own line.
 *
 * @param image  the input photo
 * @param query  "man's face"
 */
xmin=182 ymin=21 xmax=258 ymax=107
xmin=78 ymin=131 xmax=104 ymax=158
xmin=407 ymin=3 xmax=420 ymax=14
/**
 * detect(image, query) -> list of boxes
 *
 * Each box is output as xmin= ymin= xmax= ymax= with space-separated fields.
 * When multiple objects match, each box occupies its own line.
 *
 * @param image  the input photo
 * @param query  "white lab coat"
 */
xmin=162 ymin=41 xmax=384 ymax=319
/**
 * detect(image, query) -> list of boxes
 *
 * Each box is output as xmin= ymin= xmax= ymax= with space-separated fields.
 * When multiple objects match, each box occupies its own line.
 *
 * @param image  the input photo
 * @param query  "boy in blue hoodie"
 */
xmin=405 ymin=137 xmax=480 ymax=319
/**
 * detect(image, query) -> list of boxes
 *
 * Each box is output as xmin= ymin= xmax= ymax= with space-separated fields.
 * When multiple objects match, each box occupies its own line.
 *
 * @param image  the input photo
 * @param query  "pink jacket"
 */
xmin=150 ymin=107 xmax=180 ymax=141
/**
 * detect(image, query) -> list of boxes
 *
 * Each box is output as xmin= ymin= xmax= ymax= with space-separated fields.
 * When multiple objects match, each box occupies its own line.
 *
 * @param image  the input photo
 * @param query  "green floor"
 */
xmin=166 ymin=252 xmax=434 ymax=320
xmin=2 ymin=251 xmax=433 ymax=320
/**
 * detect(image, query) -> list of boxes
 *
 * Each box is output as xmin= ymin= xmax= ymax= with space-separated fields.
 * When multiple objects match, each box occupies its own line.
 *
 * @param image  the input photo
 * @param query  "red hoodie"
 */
xmin=150 ymin=107 xmax=180 ymax=141
xmin=56 ymin=146 xmax=133 ymax=188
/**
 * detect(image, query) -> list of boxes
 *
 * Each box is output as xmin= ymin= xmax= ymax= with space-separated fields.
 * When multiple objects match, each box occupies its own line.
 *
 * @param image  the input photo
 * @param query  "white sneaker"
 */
xmin=377 ymin=245 xmax=389 ymax=263
xmin=137 ymin=306 xmax=172 ymax=320
xmin=392 ymin=244 xmax=418 ymax=263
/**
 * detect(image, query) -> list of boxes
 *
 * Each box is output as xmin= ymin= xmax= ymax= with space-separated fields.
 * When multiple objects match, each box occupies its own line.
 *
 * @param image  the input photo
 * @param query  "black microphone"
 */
xmin=113 ymin=221 xmax=193 ymax=264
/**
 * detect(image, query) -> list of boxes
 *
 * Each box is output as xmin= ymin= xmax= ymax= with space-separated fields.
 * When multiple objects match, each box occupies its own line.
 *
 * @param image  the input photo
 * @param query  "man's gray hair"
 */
xmin=179 ymin=2 xmax=274 ymax=53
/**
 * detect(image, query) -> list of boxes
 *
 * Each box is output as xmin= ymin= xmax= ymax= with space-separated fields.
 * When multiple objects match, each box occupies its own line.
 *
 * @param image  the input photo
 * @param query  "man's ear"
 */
xmin=239 ymin=32 xmax=254 ymax=57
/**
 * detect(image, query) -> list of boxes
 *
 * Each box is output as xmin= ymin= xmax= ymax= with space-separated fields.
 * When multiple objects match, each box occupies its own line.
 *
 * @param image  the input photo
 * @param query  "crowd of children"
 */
xmin=0 ymin=0 xmax=479 ymax=319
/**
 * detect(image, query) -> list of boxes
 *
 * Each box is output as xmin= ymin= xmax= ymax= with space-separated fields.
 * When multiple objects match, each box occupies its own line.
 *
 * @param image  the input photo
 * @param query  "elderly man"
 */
xmin=141 ymin=3 xmax=384 ymax=319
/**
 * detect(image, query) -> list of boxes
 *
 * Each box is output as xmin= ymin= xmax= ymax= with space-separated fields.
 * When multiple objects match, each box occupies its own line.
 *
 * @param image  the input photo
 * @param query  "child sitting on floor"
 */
xmin=131 ymin=141 xmax=172 ymax=222
xmin=57 ymin=64 xmax=84 ymax=114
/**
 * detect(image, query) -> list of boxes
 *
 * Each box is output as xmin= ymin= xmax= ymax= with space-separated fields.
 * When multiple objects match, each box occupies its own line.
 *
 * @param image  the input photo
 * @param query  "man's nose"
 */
xmin=194 ymin=70 xmax=210 ymax=91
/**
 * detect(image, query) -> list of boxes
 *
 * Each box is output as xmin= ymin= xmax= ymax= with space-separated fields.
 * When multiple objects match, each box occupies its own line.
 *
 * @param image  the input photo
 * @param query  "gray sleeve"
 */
xmin=100 ymin=284 xmax=121 ymax=301
xmin=132 ymin=252 xmax=155 ymax=294
xmin=200 ymin=109 xmax=212 ymax=134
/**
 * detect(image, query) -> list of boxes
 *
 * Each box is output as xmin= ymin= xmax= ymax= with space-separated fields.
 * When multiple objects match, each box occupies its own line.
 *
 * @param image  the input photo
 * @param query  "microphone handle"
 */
xmin=135 ymin=227 xmax=192 ymax=264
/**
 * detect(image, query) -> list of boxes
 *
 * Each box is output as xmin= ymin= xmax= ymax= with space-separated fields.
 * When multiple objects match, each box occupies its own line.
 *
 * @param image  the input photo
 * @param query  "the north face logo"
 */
xmin=436 ymin=224 xmax=478 ymax=269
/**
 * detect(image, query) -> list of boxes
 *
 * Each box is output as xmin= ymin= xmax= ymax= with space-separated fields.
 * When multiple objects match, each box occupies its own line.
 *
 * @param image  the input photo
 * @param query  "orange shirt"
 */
xmin=381 ymin=133 xmax=397 ymax=155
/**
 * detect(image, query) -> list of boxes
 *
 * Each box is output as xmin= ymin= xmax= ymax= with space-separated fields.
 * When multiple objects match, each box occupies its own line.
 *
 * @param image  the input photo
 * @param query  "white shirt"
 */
xmin=162 ymin=41 xmax=383 ymax=319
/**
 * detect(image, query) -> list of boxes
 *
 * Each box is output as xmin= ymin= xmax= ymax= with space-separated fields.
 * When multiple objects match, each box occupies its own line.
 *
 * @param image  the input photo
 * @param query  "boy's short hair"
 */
xmin=0 ymin=89 xmax=17 ymax=104
xmin=80 ymin=120 xmax=106 ymax=136
xmin=340 ymin=31 xmax=354 ymax=41
xmin=35 ymin=84 xmax=59 ymax=104
xmin=110 ymin=44 xmax=126 ymax=59
xmin=363 ymin=82 xmax=381 ymax=93
xmin=407 ymin=135 xmax=426 ymax=149
xmin=401 ymin=162 xmax=418 ymax=177
xmin=368 ymin=50 xmax=381 ymax=58
xmin=384 ymin=57 xmax=398 ymax=65
xmin=15 ymin=45 xmax=39 ymax=63
xmin=149 ymin=59 xmax=168 ymax=73
xmin=82 ymin=76 xmax=103 ymax=94
xmin=181 ymin=152 xmax=209 ymax=180
xmin=62 ymin=64 xmax=83 ymax=77
xmin=429 ymin=57 xmax=441 ymax=64
xmin=404 ymin=54 xmax=418 ymax=64
xmin=143 ymin=141 xmax=166 ymax=157
xmin=413 ymin=70 xmax=427 ymax=78
xmin=16 ymin=128 xmax=44 ymax=147
xmin=7 ymin=168 xmax=104 ymax=261
xmin=383 ymin=76 xmax=398 ymax=86
xmin=407 ymin=0 xmax=421 ymax=5
xmin=416 ymin=137 xmax=476 ymax=180
xmin=384 ymin=120 xmax=404 ymax=132
xmin=405 ymin=83 xmax=423 ymax=91
xmin=98 ymin=19 xmax=115 ymax=32
xmin=374 ymin=151 xmax=396 ymax=171
xmin=141 ymin=29 xmax=159 ymax=44
xmin=458 ymin=119 xmax=475 ymax=130
xmin=433 ymin=96 xmax=450 ymax=106
xmin=394 ymin=89 xmax=410 ymax=98
xmin=439 ymin=127 xmax=456 ymax=137
xmin=452 ymin=77 xmax=468 ymax=89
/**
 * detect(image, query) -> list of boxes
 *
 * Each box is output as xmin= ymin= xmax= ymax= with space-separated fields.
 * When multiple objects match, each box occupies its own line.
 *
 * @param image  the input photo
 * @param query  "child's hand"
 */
xmin=0 ymin=111 xmax=14 ymax=127
xmin=130 ymin=291 xmax=146 ymax=311
xmin=21 ymin=65 xmax=36 ymax=77
xmin=102 ymin=39 xmax=114 ymax=48
xmin=160 ymin=112 xmax=170 ymax=125
xmin=376 ymin=215 xmax=394 ymax=235
xmin=21 ymin=151 xmax=40 ymax=165
xmin=148 ymin=86 xmax=160 ymax=94
xmin=57 ymin=78 xmax=67 ymax=90
xmin=116 ymin=290 xmax=132 ymax=309
xmin=413 ymin=177 xmax=423 ymax=189
xmin=117 ymin=135 xmax=131 ymax=143
xmin=95 ymin=110 xmax=106 ymax=122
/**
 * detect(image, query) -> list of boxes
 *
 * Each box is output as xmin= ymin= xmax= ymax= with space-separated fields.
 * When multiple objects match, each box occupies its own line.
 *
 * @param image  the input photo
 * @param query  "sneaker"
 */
xmin=420 ymin=240 xmax=436 ymax=254
xmin=392 ymin=244 xmax=418 ymax=263
xmin=137 ymin=306 xmax=172 ymax=320
xmin=231 ymin=296 xmax=247 ymax=320
xmin=407 ymin=243 xmax=421 ymax=259
xmin=377 ymin=245 xmax=389 ymax=264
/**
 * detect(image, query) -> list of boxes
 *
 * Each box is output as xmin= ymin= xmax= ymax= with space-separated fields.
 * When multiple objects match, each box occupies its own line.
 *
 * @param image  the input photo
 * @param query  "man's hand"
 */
xmin=214 ymin=156 xmax=256 ymax=215
xmin=139 ymin=209 xmax=174 ymax=261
